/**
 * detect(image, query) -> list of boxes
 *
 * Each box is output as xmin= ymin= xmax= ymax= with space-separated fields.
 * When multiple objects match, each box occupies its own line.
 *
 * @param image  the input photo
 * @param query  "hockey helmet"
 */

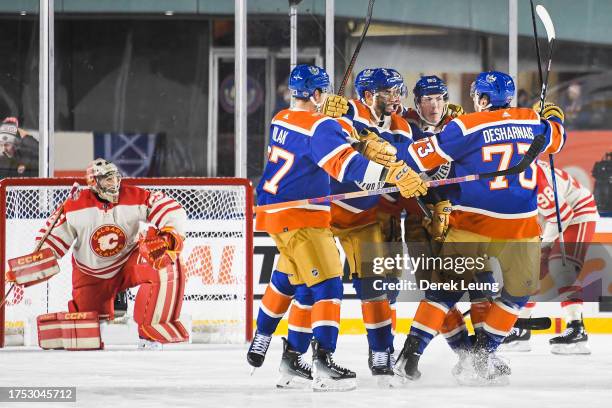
xmin=361 ymin=68 xmax=406 ymax=97
xmin=470 ymin=71 xmax=515 ymax=109
xmin=86 ymin=158 xmax=122 ymax=203
xmin=288 ymin=64 xmax=332 ymax=99
xmin=413 ymin=75 xmax=448 ymax=101
xmin=354 ymin=68 xmax=376 ymax=100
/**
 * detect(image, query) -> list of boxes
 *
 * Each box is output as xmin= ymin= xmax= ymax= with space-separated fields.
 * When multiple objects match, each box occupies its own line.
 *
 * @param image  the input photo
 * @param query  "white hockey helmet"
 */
xmin=86 ymin=158 xmax=122 ymax=203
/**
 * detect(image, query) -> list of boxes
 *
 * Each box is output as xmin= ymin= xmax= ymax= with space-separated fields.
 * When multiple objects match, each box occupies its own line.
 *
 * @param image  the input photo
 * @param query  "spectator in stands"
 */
xmin=0 ymin=117 xmax=39 ymax=178
xmin=559 ymin=82 xmax=590 ymax=129
xmin=517 ymin=89 xmax=530 ymax=108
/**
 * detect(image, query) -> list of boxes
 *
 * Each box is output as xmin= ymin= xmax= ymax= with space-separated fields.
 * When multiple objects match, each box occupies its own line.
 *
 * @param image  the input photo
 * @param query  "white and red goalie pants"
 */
xmin=68 ymin=249 xmax=188 ymax=343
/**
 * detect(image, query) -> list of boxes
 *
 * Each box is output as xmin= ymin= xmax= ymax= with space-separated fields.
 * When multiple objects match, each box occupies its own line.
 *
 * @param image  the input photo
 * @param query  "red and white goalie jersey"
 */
xmin=536 ymin=160 xmax=599 ymax=243
xmin=35 ymin=185 xmax=187 ymax=279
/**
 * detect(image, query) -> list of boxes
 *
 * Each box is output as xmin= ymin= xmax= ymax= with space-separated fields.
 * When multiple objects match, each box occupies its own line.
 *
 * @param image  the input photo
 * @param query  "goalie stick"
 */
xmin=0 ymin=182 xmax=80 ymax=309
xmin=337 ymin=0 xmax=375 ymax=96
xmin=531 ymin=2 xmax=566 ymax=266
xmin=255 ymin=134 xmax=545 ymax=213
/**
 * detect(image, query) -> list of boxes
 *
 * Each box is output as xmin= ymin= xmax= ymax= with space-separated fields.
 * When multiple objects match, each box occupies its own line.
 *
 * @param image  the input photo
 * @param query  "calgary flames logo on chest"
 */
xmin=90 ymin=225 xmax=127 ymax=257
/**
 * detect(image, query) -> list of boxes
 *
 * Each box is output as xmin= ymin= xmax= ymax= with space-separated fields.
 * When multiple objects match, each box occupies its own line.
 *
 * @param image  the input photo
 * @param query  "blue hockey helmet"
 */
xmin=358 ymin=68 xmax=406 ymax=98
xmin=354 ymin=68 xmax=376 ymax=100
xmin=470 ymin=71 xmax=515 ymax=108
xmin=413 ymin=75 xmax=448 ymax=101
xmin=288 ymin=64 xmax=332 ymax=99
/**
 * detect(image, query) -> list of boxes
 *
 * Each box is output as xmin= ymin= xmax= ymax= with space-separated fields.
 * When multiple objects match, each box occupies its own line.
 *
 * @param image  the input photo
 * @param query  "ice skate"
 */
xmin=311 ymin=339 xmax=357 ymax=392
xmin=247 ymin=331 xmax=272 ymax=371
xmin=498 ymin=326 xmax=531 ymax=352
xmin=393 ymin=335 xmax=422 ymax=382
xmin=138 ymin=337 xmax=163 ymax=350
xmin=455 ymin=333 xmax=510 ymax=386
xmin=550 ymin=320 xmax=591 ymax=355
xmin=369 ymin=348 xmax=397 ymax=388
xmin=276 ymin=338 xmax=312 ymax=389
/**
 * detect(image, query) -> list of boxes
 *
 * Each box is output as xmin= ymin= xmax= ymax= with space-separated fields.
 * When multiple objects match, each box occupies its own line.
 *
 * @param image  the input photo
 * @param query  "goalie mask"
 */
xmin=86 ymin=158 xmax=122 ymax=203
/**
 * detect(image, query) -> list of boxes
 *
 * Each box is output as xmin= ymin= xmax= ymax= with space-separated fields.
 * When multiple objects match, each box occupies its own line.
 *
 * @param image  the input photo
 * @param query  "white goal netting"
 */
xmin=0 ymin=178 xmax=253 ymax=347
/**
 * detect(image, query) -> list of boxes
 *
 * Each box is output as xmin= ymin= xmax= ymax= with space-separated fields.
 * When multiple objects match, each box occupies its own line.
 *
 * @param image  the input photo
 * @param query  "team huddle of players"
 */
xmin=248 ymin=63 xmax=596 ymax=390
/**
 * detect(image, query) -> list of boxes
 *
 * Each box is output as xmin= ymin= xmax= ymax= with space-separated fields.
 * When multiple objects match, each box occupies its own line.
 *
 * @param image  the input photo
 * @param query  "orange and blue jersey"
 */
xmin=256 ymin=108 xmax=386 ymax=234
xmin=396 ymin=107 xmax=566 ymax=239
xmin=330 ymin=99 xmax=413 ymax=228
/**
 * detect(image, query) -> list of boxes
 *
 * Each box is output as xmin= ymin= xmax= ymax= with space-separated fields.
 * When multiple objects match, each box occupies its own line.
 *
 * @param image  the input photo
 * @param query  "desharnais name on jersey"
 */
xmin=35 ymin=185 xmax=186 ymax=279
xmin=396 ymin=107 xmax=566 ymax=239
xmin=256 ymin=108 xmax=387 ymax=234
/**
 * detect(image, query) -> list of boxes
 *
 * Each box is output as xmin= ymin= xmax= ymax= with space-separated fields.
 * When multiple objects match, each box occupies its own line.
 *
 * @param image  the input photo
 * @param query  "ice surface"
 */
xmin=1 ymin=334 xmax=610 ymax=408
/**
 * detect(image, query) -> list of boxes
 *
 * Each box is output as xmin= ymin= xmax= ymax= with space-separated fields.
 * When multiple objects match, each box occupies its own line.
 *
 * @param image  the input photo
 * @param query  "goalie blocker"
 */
xmin=6 ymin=248 xmax=60 ymax=287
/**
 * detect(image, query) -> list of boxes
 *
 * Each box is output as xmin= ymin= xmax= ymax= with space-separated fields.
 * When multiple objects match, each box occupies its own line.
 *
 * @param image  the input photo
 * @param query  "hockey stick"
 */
xmin=255 ymin=135 xmax=545 ymax=213
xmin=0 ymin=182 xmax=80 ymax=309
xmin=514 ymin=316 xmax=552 ymax=331
xmin=337 ymin=0 xmax=375 ymax=96
xmin=532 ymin=3 xmax=566 ymax=266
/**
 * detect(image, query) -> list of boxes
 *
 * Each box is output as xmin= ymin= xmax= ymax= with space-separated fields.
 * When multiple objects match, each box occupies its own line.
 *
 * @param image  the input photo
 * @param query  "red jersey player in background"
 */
xmin=502 ymin=158 xmax=599 ymax=354
xmin=34 ymin=159 xmax=188 ymax=349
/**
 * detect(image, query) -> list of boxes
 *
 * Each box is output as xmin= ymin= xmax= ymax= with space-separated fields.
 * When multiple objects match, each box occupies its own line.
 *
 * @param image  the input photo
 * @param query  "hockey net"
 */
xmin=0 ymin=177 xmax=253 ymax=347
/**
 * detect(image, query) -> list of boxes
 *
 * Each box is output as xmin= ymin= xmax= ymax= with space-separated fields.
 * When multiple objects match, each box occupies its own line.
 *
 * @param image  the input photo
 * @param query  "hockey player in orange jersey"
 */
xmin=32 ymin=159 xmax=189 ymax=349
xmin=392 ymin=71 xmax=566 ymax=384
xmin=249 ymin=64 xmax=427 ymax=391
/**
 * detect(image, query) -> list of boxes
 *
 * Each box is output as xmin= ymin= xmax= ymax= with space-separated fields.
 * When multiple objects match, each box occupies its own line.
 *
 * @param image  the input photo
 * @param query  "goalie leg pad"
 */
xmin=37 ymin=311 xmax=103 ymax=351
xmin=129 ymin=260 xmax=188 ymax=343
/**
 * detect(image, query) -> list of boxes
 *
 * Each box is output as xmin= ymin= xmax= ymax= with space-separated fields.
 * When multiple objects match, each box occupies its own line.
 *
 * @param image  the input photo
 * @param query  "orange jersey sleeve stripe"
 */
xmin=361 ymin=300 xmax=393 ymax=327
xmin=411 ymin=300 xmax=449 ymax=334
xmin=311 ymin=300 xmax=341 ymax=326
xmin=542 ymin=120 xmax=565 ymax=154
xmin=319 ymin=145 xmax=358 ymax=181
xmin=450 ymin=210 xmax=541 ymax=239
xmin=261 ymin=285 xmax=293 ymax=317
xmin=330 ymin=205 xmax=378 ymax=229
xmin=482 ymin=300 xmax=519 ymax=335
xmin=288 ymin=304 xmax=312 ymax=332
xmin=255 ymin=209 xmax=331 ymax=234
xmin=440 ymin=307 xmax=466 ymax=335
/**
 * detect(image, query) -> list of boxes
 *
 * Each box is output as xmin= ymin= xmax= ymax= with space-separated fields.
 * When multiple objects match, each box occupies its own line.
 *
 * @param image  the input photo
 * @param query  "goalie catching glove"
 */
xmin=382 ymin=161 xmax=427 ymax=198
xmin=321 ymin=94 xmax=349 ymax=118
xmin=138 ymin=226 xmax=184 ymax=269
xmin=353 ymin=129 xmax=397 ymax=166
xmin=422 ymin=200 xmax=452 ymax=242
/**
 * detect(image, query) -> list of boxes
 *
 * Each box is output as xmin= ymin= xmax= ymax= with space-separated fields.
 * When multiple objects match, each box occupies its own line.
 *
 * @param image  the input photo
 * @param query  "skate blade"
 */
xmin=312 ymin=377 xmax=357 ymax=392
xmin=550 ymin=343 xmax=591 ymax=355
xmin=498 ymin=341 xmax=531 ymax=352
xmin=375 ymin=374 xmax=400 ymax=388
xmin=276 ymin=373 xmax=311 ymax=389
xmin=250 ymin=367 xmax=257 ymax=376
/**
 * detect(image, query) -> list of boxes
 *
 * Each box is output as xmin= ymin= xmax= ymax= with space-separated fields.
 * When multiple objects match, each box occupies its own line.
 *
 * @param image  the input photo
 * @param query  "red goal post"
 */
xmin=0 ymin=177 xmax=253 ymax=347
